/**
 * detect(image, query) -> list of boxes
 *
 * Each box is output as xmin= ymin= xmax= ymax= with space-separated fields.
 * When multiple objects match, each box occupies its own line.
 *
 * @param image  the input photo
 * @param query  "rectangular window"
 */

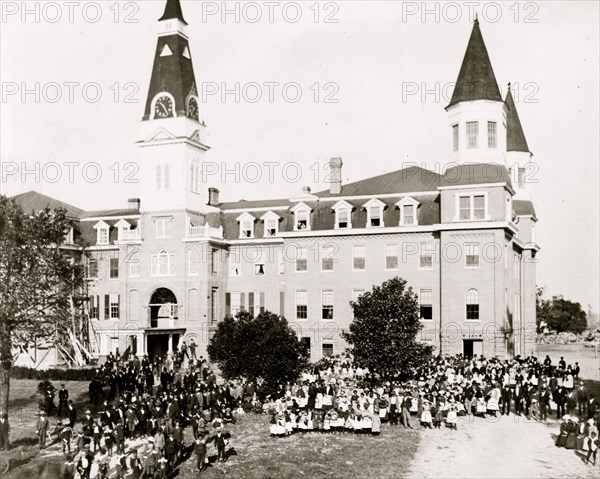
xmin=322 ymin=290 xmax=334 ymax=320
xmin=230 ymin=292 xmax=242 ymax=317
xmin=88 ymin=259 xmax=98 ymax=278
xmin=229 ymin=250 xmax=241 ymax=277
xmin=278 ymin=250 xmax=285 ymax=275
xmin=64 ymin=227 xmax=74 ymax=244
xmin=265 ymin=218 xmax=278 ymax=237
xmin=98 ymin=228 xmax=109 ymax=245
xmin=420 ymin=252 xmax=433 ymax=269
xmin=155 ymin=218 xmax=171 ymax=238
xmin=109 ymin=258 xmax=119 ymax=279
xmin=109 ymin=294 xmax=120 ymax=319
xmin=296 ymin=247 xmax=307 ymax=272
xmin=420 ymin=289 xmax=433 ymax=320
xmin=279 ymin=291 xmax=285 ymax=317
xmin=467 ymin=121 xmax=478 ymax=149
xmin=452 ymin=124 xmax=459 ymax=152
xmin=296 ymin=210 xmax=309 ymax=230
xmin=466 ymin=303 xmax=479 ymax=321
xmin=89 ymin=295 xmax=99 ymax=319
xmin=514 ymin=253 xmax=521 ymax=279
xmin=369 ymin=206 xmax=381 ymax=227
xmin=296 ymin=291 xmax=308 ymax=320
xmin=473 ymin=195 xmax=485 ymax=220
xmin=211 ymin=287 xmax=218 ymax=323
xmin=188 ymin=250 xmax=200 ymax=275
xmin=211 ymin=248 xmax=218 ymax=275
xmin=459 ymin=195 xmax=486 ymax=221
xmin=254 ymin=262 xmax=265 ymax=276
xmin=465 ymin=244 xmax=480 ymax=267
xmin=322 ymin=343 xmax=334 ymax=357
xmin=322 ymin=244 xmax=335 ymax=271
xmin=241 ymin=220 xmax=253 ymax=238
xmin=301 ymin=337 xmax=311 ymax=355
xmin=487 ymin=121 xmax=497 ymax=148
xmin=353 ymin=245 xmax=366 ymax=271
xmin=151 ymin=252 xmax=175 ymax=276
xmin=129 ymin=253 xmax=140 ymax=277
xmin=459 ymin=196 xmax=471 ymax=220
xmin=402 ymin=205 xmax=415 ymax=225
xmin=337 ymin=208 xmax=350 ymax=229
xmin=385 ymin=244 xmax=398 ymax=270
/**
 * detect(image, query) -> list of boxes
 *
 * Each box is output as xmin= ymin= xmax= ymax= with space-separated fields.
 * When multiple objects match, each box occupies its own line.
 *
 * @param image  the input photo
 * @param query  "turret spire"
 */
xmin=159 ymin=0 xmax=188 ymax=25
xmin=505 ymin=85 xmax=531 ymax=154
xmin=447 ymin=19 xmax=502 ymax=108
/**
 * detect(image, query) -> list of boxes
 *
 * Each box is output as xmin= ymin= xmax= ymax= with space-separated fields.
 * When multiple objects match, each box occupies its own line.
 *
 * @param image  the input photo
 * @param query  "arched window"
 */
xmin=466 ymin=289 xmax=479 ymax=321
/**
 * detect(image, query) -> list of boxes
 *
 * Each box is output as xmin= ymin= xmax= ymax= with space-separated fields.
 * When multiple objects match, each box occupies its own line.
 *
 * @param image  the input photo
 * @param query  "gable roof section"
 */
xmin=11 ymin=191 xmax=83 ymax=219
xmin=315 ymin=166 xmax=443 ymax=198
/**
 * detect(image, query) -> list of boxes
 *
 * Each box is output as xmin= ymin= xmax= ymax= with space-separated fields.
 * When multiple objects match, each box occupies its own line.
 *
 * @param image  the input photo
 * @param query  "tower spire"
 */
xmin=159 ymin=0 xmax=188 ymax=25
xmin=447 ymin=19 xmax=502 ymax=108
xmin=505 ymin=85 xmax=531 ymax=154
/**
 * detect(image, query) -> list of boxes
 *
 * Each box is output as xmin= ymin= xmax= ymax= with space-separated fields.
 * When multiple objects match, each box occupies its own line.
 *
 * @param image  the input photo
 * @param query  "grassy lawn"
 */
xmin=3 ymin=379 xmax=420 ymax=479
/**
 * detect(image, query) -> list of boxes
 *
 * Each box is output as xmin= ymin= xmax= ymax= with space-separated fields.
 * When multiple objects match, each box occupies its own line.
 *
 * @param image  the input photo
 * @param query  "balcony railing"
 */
xmin=186 ymin=224 xmax=224 ymax=239
xmin=121 ymin=229 xmax=141 ymax=241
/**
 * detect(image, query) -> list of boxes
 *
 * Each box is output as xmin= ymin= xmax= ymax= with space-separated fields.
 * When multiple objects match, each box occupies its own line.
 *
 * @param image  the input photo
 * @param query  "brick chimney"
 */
xmin=208 ymin=187 xmax=220 ymax=206
xmin=329 ymin=157 xmax=343 ymax=195
xmin=128 ymin=198 xmax=141 ymax=210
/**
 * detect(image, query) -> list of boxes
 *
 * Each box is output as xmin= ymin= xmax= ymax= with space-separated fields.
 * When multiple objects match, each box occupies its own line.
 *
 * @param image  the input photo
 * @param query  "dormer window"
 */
xmin=396 ymin=197 xmax=420 ymax=226
xmin=236 ymin=213 xmax=255 ymax=238
xmin=363 ymin=199 xmax=386 ymax=228
xmin=115 ymin=219 xmax=131 ymax=241
xmin=93 ymin=221 xmax=110 ymax=245
xmin=261 ymin=211 xmax=280 ymax=237
xmin=331 ymin=200 xmax=353 ymax=229
xmin=64 ymin=227 xmax=74 ymax=245
xmin=291 ymin=203 xmax=312 ymax=231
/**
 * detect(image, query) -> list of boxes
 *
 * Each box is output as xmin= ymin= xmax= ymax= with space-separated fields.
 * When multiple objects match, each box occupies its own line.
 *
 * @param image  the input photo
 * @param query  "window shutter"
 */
xmin=259 ymin=292 xmax=265 ymax=315
xmin=104 ymin=294 xmax=109 ymax=320
xmin=117 ymin=294 xmax=120 ymax=319
xmin=240 ymin=293 xmax=246 ymax=312
xmin=279 ymin=291 xmax=284 ymax=317
xmin=248 ymin=293 xmax=254 ymax=316
xmin=225 ymin=293 xmax=231 ymax=317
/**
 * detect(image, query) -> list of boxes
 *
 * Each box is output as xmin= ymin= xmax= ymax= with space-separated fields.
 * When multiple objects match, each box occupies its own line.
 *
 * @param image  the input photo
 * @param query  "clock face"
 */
xmin=154 ymin=96 xmax=173 ymax=118
xmin=187 ymin=97 xmax=199 ymax=121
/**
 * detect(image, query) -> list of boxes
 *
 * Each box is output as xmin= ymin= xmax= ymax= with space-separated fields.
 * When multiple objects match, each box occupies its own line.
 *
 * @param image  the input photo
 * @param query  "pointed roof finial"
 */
xmin=475 ymin=11 xmax=478 ymax=23
xmin=159 ymin=0 xmax=188 ymax=25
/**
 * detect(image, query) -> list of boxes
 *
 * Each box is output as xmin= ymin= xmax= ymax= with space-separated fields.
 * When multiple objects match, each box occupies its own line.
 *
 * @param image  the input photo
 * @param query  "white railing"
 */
xmin=187 ymin=224 xmax=224 ymax=239
xmin=121 ymin=229 xmax=141 ymax=241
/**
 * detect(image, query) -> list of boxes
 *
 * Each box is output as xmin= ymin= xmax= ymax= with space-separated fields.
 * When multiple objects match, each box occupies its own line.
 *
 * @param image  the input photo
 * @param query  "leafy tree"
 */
xmin=537 ymin=287 xmax=587 ymax=334
xmin=342 ymin=277 xmax=432 ymax=379
xmin=207 ymin=310 xmax=309 ymax=397
xmin=536 ymin=287 xmax=551 ymax=333
xmin=0 ymin=195 xmax=84 ymax=416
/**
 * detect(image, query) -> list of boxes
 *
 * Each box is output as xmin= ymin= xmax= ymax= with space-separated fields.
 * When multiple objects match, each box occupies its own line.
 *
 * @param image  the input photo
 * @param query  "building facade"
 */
xmin=13 ymin=0 xmax=539 ymax=363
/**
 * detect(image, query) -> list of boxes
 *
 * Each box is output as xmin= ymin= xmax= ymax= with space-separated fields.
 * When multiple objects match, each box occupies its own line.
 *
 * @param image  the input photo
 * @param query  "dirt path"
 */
xmin=407 ymin=414 xmax=599 ymax=479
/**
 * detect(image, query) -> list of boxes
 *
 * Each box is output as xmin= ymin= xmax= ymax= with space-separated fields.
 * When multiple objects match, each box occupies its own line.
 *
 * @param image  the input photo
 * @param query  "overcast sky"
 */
xmin=1 ymin=1 xmax=598 ymax=311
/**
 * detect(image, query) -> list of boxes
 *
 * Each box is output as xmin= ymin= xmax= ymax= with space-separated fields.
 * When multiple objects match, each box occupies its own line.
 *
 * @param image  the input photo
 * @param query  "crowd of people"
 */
xmin=263 ymin=353 xmax=599 ymax=466
xmin=45 ymin=341 xmax=244 ymax=478
xmin=8 ymin=345 xmax=599 ymax=477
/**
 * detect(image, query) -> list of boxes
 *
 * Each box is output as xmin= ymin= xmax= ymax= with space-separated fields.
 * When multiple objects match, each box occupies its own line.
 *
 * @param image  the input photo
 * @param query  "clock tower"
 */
xmin=137 ymin=0 xmax=210 ymax=212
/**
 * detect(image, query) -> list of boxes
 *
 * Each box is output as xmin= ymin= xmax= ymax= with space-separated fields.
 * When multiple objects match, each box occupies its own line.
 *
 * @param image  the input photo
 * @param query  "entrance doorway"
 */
xmin=146 ymin=333 xmax=181 ymax=361
xmin=149 ymin=288 xmax=178 ymax=328
xmin=463 ymin=339 xmax=483 ymax=357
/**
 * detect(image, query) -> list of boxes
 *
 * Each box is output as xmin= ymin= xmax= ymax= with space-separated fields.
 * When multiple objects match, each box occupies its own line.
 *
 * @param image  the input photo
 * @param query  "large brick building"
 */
xmin=14 ymin=0 xmax=539 ymax=363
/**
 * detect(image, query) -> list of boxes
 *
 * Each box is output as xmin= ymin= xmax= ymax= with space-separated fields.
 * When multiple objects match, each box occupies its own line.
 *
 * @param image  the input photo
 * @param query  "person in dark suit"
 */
xmin=554 ymin=386 xmax=566 ymax=419
xmin=588 ymin=397 xmax=598 ymax=420
xmin=0 ymin=413 xmax=10 ymax=451
xmin=501 ymin=384 xmax=512 ymax=415
xmin=67 ymin=401 xmax=77 ymax=428
xmin=577 ymin=383 xmax=588 ymax=417
xmin=213 ymin=426 xmax=230 ymax=462
xmin=195 ymin=437 xmax=208 ymax=472
xmin=538 ymin=387 xmax=551 ymax=421
xmin=58 ymin=384 xmax=69 ymax=417
xmin=513 ymin=384 xmax=523 ymax=416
